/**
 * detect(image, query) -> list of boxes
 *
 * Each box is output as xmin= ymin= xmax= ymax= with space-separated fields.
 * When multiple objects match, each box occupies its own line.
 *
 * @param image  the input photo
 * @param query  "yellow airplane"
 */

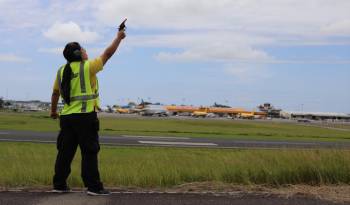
xmin=116 ymin=108 xmax=129 ymax=114
xmin=192 ymin=107 xmax=209 ymax=118
xmin=239 ymin=112 xmax=255 ymax=119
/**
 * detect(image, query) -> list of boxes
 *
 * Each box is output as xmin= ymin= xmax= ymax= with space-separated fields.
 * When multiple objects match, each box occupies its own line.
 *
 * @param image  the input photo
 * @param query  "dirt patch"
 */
xmin=163 ymin=182 xmax=350 ymax=204
xmin=271 ymin=184 xmax=350 ymax=204
xmin=1 ymin=183 xmax=350 ymax=204
xmin=115 ymin=182 xmax=350 ymax=204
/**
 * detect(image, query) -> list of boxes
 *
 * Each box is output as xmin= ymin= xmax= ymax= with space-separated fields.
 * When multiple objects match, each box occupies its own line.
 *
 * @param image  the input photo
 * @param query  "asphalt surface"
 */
xmin=0 ymin=130 xmax=350 ymax=149
xmin=0 ymin=192 xmax=344 ymax=205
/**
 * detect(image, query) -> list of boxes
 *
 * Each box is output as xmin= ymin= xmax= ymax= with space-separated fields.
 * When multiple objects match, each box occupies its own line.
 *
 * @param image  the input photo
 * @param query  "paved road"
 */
xmin=0 ymin=192 xmax=344 ymax=205
xmin=0 ymin=130 xmax=349 ymax=149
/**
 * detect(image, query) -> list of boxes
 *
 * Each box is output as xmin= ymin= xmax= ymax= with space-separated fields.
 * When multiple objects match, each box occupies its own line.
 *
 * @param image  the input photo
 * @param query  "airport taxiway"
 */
xmin=0 ymin=130 xmax=349 ymax=149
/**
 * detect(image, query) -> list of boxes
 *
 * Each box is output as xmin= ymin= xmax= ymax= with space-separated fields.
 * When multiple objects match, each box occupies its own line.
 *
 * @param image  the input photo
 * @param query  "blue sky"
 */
xmin=0 ymin=0 xmax=349 ymax=113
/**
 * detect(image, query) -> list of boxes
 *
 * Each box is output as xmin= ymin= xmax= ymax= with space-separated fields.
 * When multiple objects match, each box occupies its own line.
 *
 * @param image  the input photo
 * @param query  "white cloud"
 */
xmin=38 ymin=47 xmax=104 ymax=57
xmin=156 ymin=44 xmax=271 ymax=62
xmin=321 ymin=20 xmax=350 ymax=36
xmin=0 ymin=54 xmax=31 ymax=63
xmin=0 ymin=0 xmax=96 ymax=30
xmin=224 ymin=64 xmax=271 ymax=82
xmin=130 ymin=31 xmax=273 ymax=63
xmin=268 ymin=59 xmax=350 ymax=65
xmin=0 ymin=0 xmax=42 ymax=29
xmin=86 ymin=47 xmax=105 ymax=56
xmin=43 ymin=22 xmax=99 ymax=43
xmin=37 ymin=47 xmax=63 ymax=55
xmin=93 ymin=0 xmax=350 ymax=36
xmin=134 ymin=32 xmax=350 ymax=64
xmin=92 ymin=0 xmax=350 ymax=63
xmin=2 ymin=0 xmax=350 ymax=39
xmin=129 ymin=32 xmax=274 ymax=48
xmin=1 ymin=0 xmax=350 ymax=65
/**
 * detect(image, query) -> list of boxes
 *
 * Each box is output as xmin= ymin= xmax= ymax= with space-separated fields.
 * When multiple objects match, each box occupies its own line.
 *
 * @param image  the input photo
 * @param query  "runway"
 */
xmin=0 ymin=130 xmax=349 ymax=149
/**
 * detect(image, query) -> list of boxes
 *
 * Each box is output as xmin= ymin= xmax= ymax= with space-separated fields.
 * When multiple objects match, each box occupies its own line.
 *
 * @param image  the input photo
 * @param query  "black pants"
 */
xmin=53 ymin=112 xmax=103 ymax=191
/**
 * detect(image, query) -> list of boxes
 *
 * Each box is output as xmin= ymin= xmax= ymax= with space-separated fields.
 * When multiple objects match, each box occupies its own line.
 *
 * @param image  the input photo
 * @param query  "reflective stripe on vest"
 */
xmin=70 ymin=94 xmax=99 ymax=102
xmin=79 ymin=62 xmax=86 ymax=93
xmin=79 ymin=62 xmax=87 ymax=112
xmin=58 ymin=61 xmax=100 ymax=115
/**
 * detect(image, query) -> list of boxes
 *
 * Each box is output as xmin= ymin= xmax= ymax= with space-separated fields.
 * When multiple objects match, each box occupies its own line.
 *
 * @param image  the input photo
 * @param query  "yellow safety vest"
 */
xmin=57 ymin=61 xmax=100 ymax=115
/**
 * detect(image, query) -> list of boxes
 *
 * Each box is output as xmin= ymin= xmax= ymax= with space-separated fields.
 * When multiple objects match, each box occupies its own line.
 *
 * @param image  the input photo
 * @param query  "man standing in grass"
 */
xmin=50 ymin=21 xmax=126 ymax=196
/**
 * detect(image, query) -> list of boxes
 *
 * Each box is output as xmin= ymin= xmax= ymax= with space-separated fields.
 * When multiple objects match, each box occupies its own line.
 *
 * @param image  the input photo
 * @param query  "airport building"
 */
xmin=280 ymin=111 xmax=350 ymax=122
xmin=2 ymin=100 xmax=50 ymax=112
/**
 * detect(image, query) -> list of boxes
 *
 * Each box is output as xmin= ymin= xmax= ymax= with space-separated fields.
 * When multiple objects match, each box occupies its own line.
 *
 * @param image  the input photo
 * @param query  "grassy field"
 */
xmin=313 ymin=123 xmax=350 ymax=130
xmin=0 ymin=142 xmax=349 ymax=188
xmin=1 ymin=112 xmax=349 ymax=188
xmin=0 ymin=111 xmax=349 ymax=142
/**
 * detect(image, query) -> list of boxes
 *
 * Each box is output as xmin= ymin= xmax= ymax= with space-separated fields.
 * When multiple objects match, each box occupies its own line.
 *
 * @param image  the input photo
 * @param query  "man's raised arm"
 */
xmin=100 ymin=30 xmax=126 ymax=65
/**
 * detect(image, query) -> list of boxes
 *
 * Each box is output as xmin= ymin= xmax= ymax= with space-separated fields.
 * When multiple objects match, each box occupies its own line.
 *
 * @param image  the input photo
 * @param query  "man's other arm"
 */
xmin=50 ymin=89 xmax=60 ymax=119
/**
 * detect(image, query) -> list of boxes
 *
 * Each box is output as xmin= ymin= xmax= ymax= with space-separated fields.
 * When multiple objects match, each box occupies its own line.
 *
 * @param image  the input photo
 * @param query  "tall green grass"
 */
xmin=0 ymin=112 xmax=349 ymax=142
xmin=0 ymin=142 xmax=349 ymax=188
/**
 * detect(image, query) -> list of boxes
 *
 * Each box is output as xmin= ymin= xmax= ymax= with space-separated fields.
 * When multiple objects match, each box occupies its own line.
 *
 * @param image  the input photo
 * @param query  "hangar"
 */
xmin=281 ymin=111 xmax=350 ymax=122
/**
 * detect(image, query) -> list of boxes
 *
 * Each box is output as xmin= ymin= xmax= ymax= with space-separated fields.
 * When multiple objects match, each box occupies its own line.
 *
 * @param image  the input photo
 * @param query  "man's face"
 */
xmin=81 ymin=48 xmax=88 ymax=60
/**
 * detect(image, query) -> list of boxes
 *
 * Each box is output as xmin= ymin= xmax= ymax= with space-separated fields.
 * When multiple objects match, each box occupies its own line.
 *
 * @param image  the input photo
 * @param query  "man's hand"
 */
xmin=118 ymin=18 xmax=127 ymax=31
xmin=117 ymin=31 xmax=126 ymax=40
xmin=50 ymin=112 xmax=59 ymax=119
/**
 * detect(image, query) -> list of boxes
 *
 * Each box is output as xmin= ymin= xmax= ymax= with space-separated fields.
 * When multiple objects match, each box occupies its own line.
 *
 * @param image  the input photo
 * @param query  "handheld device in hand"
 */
xmin=119 ymin=19 xmax=127 ymax=31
